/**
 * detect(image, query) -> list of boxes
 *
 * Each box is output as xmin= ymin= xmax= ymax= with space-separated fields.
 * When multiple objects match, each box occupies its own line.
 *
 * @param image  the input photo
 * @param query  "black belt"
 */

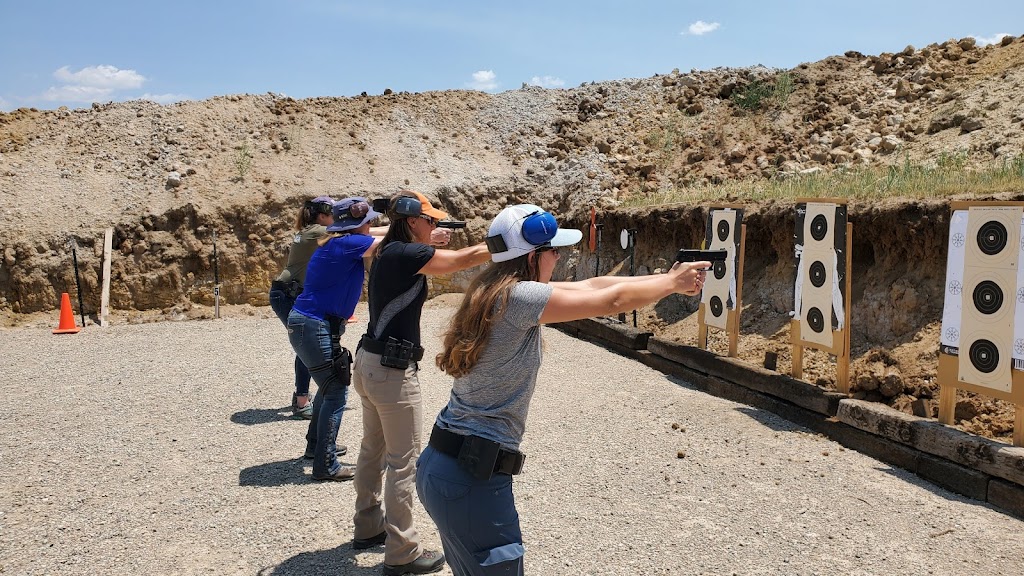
xmin=359 ymin=336 xmax=424 ymax=361
xmin=429 ymin=424 xmax=525 ymax=476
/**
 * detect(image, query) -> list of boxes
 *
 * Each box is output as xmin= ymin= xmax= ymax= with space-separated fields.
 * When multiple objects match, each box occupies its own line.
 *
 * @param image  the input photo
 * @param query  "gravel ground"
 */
xmin=2 ymin=299 xmax=1023 ymax=576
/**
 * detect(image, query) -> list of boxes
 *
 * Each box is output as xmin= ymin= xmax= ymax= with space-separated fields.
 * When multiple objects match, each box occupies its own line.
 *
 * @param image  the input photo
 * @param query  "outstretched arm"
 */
xmin=418 ymin=243 xmax=491 ymax=276
xmin=539 ymin=262 xmax=708 ymax=324
xmin=551 ymin=273 xmax=673 ymax=291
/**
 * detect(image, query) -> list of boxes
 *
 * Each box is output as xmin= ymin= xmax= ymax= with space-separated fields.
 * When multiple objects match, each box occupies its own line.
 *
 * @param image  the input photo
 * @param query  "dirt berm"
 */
xmin=2 ymin=35 xmax=1024 ymax=440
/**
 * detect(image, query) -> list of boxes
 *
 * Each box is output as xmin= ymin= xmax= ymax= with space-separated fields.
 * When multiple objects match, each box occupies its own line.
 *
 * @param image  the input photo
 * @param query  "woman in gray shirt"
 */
xmin=419 ymin=204 xmax=708 ymax=575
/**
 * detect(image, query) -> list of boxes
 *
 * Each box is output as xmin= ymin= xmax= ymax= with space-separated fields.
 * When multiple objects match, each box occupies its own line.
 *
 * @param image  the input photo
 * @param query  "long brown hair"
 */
xmin=436 ymin=255 xmax=538 ymax=378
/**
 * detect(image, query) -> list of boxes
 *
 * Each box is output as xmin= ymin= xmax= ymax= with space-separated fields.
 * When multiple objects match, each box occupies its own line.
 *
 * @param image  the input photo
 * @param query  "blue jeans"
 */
xmin=287 ymin=309 xmax=349 ymax=478
xmin=269 ymin=288 xmax=312 ymax=397
xmin=416 ymin=445 xmax=525 ymax=575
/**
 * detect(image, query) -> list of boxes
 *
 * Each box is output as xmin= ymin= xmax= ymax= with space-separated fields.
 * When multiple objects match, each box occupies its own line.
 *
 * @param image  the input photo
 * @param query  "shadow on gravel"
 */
xmin=734 ymin=406 xmax=805 ymax=433
xmin=239 ymin=458 xmax=312 ymax=487
xmin=231 ymin=407 xmax=294 ymax=425
xmin=257 ymin=544 xmax=381 ymax=575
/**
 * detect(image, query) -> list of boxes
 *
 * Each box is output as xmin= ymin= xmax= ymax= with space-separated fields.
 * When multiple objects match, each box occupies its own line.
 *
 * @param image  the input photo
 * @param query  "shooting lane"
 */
xmin=791 ymin=199 xmax=852 ymax=393
xmin=938 ymin=201 xmax=1024 ymax=446
xmin=697 ymin=204 xmax=746 ymax=357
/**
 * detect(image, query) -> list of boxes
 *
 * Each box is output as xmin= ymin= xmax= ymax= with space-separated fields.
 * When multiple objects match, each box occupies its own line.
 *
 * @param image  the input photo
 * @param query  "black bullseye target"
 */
xmin=976 ymin=220 xmax=1008 ymax=255
xmin=807 ymin=307 xmax=825 ymax=333
xmin=968 ymin=339 xmax=999 ymax=373
xmin=972 ymin=280 xmax=1004 ymax=315
xmin=709 ymin=296 xmax=724 ymax=318
xmin=717 ymin=220 xmax=730 ymax=242
xmin=713 ymin=260 xmax=727 ymax=280
xmin=810 ymin=214 xmax=829 ymax=242
xmin=809 ymin=261 xmax=827 ymax=288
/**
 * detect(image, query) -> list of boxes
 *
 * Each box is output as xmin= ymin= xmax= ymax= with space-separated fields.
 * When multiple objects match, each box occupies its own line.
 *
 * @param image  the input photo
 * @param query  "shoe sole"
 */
xmin=381 ymin=562 xmax=444 ymax=576
xmin=352 ymin=532 xmax=387 ymax=550
xmin=311 ymin=472 xmax=354 ymax=482
xmin=303 ymin=447 xmax=348 ymax=459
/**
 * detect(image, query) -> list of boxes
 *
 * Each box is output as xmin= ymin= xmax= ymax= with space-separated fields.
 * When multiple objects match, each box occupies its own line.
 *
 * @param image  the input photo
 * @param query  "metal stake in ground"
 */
xmin=620 ymin=228 xmax=638 ymax=327
xmin=68 ymin=236 xmax=86 ymax=328
xmin=212 ymin=230 xmax=221 ymax=319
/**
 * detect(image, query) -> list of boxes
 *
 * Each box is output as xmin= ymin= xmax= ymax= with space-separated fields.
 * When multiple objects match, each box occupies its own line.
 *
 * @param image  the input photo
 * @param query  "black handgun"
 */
xmin=436 ymin=220 xmax=467 ymax=229
xmin=676 ymin=249 xmax=728 ymax=265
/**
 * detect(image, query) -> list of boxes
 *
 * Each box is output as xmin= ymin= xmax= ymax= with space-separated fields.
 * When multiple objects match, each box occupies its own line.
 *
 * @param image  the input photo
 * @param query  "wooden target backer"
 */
xmin=790 ymin=198 xmax=852 ymax=393
xmin=697 ymin=204 xmax=745 ymax=357
xmin=938 ymin=201 xmax=1024 ymax=446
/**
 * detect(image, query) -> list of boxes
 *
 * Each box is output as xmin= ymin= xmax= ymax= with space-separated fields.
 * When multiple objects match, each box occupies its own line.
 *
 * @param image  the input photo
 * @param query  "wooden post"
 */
xmin=938 ymin=384 xmax=957 ymax=425
xmin=697 ymin=304 xmax=709 ymax=349
xmin=729 ymin=223 xmax=747 ymax=358
xmin=1016 ymin=409 xmax=1023 ymax=447
xmin=100 ymin=227 xmax=112 ymax=327
xmin=791 ymin=320 xmax=804 ymax=379
xmin=834 ymin=222 xmax=853 ymax=394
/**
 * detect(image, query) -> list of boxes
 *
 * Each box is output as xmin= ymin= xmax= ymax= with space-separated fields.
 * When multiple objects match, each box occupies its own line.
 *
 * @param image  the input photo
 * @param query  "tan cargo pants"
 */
xmin=351 ymin=347 xmax=424 ymax=566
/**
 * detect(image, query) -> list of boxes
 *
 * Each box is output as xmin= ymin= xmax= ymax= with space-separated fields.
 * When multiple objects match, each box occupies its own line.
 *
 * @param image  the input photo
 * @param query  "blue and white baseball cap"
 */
xmin=485 ymin=204 xmax=582 ymax=263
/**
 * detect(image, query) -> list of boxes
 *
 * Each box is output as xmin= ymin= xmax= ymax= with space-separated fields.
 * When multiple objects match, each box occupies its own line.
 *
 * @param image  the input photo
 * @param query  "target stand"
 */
xmin=697 ymin=204 xmax=746 ymax=357
xmin=790 ymin=198 xmax=853 ymax=394
xmin=937 ymin=201 xmax=1024 ymax=446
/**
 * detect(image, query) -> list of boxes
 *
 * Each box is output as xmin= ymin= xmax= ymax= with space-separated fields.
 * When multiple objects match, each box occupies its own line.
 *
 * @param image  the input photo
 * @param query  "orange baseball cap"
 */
xmin=407 ymin=190 xmax=448 ymax=220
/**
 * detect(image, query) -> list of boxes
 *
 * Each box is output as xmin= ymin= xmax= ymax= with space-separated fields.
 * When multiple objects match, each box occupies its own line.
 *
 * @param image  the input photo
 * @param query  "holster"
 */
xmin=271 ymin=279 xmax=302 ymax=299
xmin=332 ymin=347 xmax=352 ymax=387
xmin=457 ymin=435 xmax=503 ymax=481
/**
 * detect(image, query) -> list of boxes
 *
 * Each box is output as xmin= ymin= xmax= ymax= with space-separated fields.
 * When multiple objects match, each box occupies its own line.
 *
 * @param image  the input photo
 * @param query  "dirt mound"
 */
xmin=2 ymin=34 xmax=1024 ymax=440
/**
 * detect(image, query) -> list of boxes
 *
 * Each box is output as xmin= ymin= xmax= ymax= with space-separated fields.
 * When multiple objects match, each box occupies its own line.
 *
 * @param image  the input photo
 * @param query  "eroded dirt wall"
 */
xmin=0 ymin=195 xmax=984 ymax=349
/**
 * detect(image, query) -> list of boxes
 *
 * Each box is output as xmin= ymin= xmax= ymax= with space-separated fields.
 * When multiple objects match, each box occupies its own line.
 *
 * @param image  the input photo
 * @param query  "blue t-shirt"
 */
xmin=292 ymin=233 xmax=374 ymax=321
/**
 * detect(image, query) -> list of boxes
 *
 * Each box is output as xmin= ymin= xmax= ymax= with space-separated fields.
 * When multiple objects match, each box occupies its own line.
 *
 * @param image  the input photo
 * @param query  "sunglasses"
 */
xmin=536 ymin=245 xmax=561 ymax=256
xmin=418 ymin=215 xmax=438 ymax=226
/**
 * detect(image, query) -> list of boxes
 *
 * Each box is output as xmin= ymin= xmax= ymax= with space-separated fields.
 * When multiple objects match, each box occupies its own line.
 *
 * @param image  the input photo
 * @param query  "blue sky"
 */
xmin=0 ymin=1 xmax=1019 ymax=112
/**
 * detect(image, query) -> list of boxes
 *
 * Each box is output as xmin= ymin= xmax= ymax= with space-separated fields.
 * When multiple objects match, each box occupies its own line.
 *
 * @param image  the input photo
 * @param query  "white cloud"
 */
xmin=527 ymin=75 xmax=565 ymax=88
xmin=54 ymin=65 xmax=145 ymax=89
xmin=683 ymin=20 xmax=720 ymax=36
xmin=42 ymin=85 xmax=114 ymax=102
xmin=467 ymin=70 xmax=498 ymax=91
xmin=140 ymin=93 xmax=191 ymax=105
xmin=972 ymin=33 xmax=1011 ymax=46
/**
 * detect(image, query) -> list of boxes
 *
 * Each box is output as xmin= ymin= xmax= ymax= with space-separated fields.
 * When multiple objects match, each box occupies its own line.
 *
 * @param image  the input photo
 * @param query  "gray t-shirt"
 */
xmin=435 ymin=281 xmax=553 ymax=452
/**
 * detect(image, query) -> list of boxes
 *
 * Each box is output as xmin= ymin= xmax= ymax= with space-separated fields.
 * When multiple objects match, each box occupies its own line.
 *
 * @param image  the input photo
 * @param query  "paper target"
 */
xmin=793 ymin=202 xmax=847 ymax=348
xmin=620 ymin=229 xmax=630 ymax=250
xmin=701 ymin=208 xmax=743 ymax=330
xmin=955 ymin=207 xmax=1022 ymax=390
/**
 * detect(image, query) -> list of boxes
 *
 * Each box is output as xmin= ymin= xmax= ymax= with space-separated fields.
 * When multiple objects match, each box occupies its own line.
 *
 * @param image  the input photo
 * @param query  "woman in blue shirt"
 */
xmin=288 ymin=197 xmax=385 ymax=481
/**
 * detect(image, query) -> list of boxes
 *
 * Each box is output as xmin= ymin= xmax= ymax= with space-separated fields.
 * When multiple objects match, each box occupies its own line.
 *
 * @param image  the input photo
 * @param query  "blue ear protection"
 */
xmin=521 ymin=211 xmax=558 ymax=246
xmin=393 ymin=196 xmax=422 ymax=218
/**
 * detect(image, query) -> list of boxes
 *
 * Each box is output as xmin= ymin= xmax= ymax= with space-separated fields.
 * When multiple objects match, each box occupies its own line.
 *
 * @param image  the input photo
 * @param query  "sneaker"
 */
xmin=292 ymin=393 xmax=313 ymax=419
xmin=311 ymin=466 xmax=355 ymax=482
xmin=352 ymin=530 xmax=386 ymax=550
xmin=303 ymin=444 xmax=348 ymax=459
xmin=382 ymin=550 xmax=445 ymax=575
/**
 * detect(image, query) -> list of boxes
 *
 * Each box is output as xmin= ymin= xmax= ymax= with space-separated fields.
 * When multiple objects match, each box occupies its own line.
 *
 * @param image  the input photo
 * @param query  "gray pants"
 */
xmin=416 ymin=445 xmax=525 ymax=575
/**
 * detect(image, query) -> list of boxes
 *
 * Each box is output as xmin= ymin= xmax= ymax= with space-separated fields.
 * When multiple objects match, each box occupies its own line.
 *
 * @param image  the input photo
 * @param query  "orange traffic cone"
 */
xmin=347 ymin=315 xmax=358 ymax=324
xmin=53 ymin=292 xmax=81 ymax=334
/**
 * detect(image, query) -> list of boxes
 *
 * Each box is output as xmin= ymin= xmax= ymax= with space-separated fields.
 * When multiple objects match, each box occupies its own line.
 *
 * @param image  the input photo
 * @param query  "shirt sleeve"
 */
xmin=401 ymin=242 xmax=436 ymax=275
xmin=505 ymin=281 xmax=553 ymax=330
xmin=342 ymin=234 xmax=375 ymax=259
